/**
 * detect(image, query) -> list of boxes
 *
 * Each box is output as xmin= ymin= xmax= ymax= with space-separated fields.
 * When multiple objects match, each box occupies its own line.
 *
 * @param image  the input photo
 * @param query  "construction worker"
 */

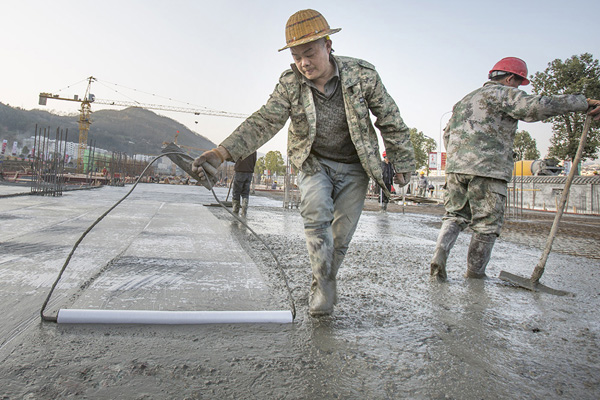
xmin=381 ymin=151 xmax=395 ymax=212
xmin=232 ymin=151 xmax=257 ymax=219
xmin=430 ymin=57 xmax=600 ymax=281
xmin=192 ymin=9 xmax=415 ymax=316
xmin=417 ymin=171 xmax=428 ymax=196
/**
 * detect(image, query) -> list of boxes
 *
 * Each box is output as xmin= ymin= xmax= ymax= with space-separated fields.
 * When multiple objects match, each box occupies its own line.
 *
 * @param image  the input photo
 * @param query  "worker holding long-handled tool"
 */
xmin=191 ymin=9 xmax=415 ymax=316
xmin=430 ymin=57 xmax=600 ymax=282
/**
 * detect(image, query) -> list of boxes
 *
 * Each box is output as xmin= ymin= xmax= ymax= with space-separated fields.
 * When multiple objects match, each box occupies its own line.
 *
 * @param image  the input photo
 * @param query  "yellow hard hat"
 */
xmin=278 ymin=9 xmax=341 ymax=52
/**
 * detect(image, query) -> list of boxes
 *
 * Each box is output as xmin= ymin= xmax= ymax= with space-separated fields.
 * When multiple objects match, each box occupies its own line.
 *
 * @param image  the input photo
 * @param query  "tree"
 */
xmin=408 ymin=128 xmax=437 ymax=172
xmin=254 ymin=156 xmax=265 ymax=175
xmin=20 ymin=145 xmax=30 ymax=157
xmin=263 ymin=150 xmax=286 ymax=176
xmin=513 ymin=130 xmax=540 ymax=160
xmin=530 ymin=53 xmax=600 ymax=164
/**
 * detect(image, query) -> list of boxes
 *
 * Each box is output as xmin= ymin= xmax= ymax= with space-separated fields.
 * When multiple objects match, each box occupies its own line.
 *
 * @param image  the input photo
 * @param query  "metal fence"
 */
xmin=506 ymin=175 xmax=600 ymax=218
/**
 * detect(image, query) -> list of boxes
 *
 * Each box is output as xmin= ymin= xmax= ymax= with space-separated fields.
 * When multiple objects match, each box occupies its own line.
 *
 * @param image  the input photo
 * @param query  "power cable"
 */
xmin=53 ymin=77 xmax=89 ymax=95
xmin=94 ymin=80 xmax=142 ymax=104
xmin=96 ymin=78 xmax=215 ymax=112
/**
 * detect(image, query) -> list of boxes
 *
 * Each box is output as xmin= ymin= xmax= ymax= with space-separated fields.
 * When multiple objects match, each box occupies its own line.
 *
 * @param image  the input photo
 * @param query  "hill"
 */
xmin=0 ymin=102 xmax=216 ymax=156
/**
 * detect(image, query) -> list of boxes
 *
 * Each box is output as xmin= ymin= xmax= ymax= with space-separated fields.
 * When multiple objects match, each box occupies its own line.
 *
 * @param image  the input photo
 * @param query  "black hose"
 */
xmin=40 ymin=152 xmax=296 ymax=322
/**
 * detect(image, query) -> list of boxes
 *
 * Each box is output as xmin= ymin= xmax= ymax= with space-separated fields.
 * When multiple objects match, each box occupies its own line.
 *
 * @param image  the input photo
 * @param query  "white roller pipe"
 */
xmin=57 ymin=309 xmax=293 ymax=324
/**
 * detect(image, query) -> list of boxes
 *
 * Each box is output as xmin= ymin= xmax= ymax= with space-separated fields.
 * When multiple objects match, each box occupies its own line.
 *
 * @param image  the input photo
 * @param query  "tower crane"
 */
xmin=39 ymin=76 xmax=247 ymax=172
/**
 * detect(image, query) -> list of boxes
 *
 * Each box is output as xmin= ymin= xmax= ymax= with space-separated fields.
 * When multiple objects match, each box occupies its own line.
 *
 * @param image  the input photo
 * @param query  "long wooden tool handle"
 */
xmin=225 ymin=174 xmax=234 ymax=202
xmin=531 ymin=115 xmax=592 ymax=283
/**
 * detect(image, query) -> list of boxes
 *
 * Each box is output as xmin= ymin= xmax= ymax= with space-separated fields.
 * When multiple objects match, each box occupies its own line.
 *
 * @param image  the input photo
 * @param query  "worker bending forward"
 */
xmin=192 ymin=9 xmax=414 ymax=316
xmin=431 ymin=57 xmax=600 ymax=281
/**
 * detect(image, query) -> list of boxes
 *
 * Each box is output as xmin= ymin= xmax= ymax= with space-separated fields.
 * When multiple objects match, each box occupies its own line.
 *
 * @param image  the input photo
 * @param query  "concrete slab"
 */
xmin=0 ymin=183 xmax=286 ymax=327
xmin=69 ymin=201 xmax=279 ymax=312
xmin=1 ymin=182 xmax=600 ymax=399
xmin=0 ymin=183 xmax=31 ymax=197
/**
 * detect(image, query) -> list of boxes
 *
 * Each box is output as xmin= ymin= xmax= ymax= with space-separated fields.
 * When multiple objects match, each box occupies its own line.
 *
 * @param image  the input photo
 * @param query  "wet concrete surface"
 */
xmin=0 ymin=183 xmax=599 ymax=399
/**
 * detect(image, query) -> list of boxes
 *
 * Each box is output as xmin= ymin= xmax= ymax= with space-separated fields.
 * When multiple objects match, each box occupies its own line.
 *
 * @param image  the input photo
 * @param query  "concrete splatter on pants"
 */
xmin=298 ymin=157 xmax=369 ymax=313
xmin=443 ymin=173 xmax=507 ymax=236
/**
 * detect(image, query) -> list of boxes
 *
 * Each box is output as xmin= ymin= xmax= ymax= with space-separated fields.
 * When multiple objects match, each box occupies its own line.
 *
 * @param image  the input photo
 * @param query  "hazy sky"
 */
xmin=1 ymin=0 xmax=598 ymax=158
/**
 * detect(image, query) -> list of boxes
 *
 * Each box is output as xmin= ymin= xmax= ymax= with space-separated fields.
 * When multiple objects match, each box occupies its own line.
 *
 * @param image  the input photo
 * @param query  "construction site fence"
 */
xmin=506 ymin=175 xmax=600 ymax=218
xmin=363 ymin=174 xmax=600 ymax=218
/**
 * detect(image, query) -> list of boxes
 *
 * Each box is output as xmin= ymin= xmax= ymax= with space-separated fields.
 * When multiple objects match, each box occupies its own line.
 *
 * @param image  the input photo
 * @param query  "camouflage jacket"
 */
xmin=220 ymin=55 xmax=414 ymax=196
xmin=444 ymin=81 xmax=588 ymax=182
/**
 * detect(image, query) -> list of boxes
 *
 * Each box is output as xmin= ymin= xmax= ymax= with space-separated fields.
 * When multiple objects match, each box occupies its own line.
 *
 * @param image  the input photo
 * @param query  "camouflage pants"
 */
xmin=443 ymin=173 xmax=507 ymax=236
xmin=298 ymin=158 xmax=369 ymax=277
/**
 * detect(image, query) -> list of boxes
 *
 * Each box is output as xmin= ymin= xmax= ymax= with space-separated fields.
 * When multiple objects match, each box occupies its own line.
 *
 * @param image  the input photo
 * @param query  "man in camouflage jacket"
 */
xmin=219 ymin=53 xmax=415 ymax=193
xmin=192 ymin=9 xmax=414 ymax=316
xmin=430 ymin=56 xmax=600 ymax=281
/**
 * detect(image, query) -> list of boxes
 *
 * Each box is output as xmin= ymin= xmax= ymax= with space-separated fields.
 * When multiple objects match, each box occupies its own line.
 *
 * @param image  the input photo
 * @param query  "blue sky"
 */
xmin=1 ymin=0 xmax=598 ymax=158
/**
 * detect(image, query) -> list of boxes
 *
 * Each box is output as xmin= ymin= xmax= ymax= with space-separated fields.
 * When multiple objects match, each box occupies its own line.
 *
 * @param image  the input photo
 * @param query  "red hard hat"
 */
xmin=489 ymin=57 xmax=529 ymax=85
xmin=382 ymin=151 xmax=387 ymax=157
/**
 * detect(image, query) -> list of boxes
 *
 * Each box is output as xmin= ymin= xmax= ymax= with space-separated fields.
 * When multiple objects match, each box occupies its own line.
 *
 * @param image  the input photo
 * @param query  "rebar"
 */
xmin=30 ymin=125 xmax=68 ymax=196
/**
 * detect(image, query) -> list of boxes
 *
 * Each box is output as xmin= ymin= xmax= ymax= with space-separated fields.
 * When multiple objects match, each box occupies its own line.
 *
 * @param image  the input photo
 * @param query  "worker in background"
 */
xmin=381 ymin=151 xmax=395 ymax=212
xmin=430 ymin=57 xmax=600 ymax=281
xmin=232 ymin=151 xmax=257 ymax=219
xmin=417 ymin=171 xmax=428 ymax=196
xmin=192 ymin=9 xmax=414 ymax=316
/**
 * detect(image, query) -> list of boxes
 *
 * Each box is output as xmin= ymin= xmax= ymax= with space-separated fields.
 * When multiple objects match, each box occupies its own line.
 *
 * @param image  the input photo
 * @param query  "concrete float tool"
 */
xmin=498 ymin=115 xmax=593 ymax=296
xmin=40 ymin=145 xmax=295 ymax=324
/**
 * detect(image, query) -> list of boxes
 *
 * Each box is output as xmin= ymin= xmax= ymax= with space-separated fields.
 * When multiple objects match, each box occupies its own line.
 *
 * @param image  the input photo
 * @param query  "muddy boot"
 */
xmin=430 ymin=220 xmax=461 ymax=281
xmin=240 ymin=198 xmax=249 ymax=219
xmin=309 ymin=276 xmax=336 ymax=317
xmin=306 ymin=227 xmax=336 ymax=316
xmin=321 ymin=251 xmax=345 ymax=307
xmin=465 ymin=233 xmax=496 ymax=279
xmin=232 ymin=200 xmax=241 ymax=216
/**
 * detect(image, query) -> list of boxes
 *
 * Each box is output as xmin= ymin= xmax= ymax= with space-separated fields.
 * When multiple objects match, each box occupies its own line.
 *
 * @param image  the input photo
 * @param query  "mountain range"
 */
xmin=0 ymin=102 xmax=216 ymax=156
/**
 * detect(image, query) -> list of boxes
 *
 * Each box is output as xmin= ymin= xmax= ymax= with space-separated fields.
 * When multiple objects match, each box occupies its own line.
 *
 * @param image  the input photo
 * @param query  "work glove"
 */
xmin=192 ymin=147 xmax=229 ymax=185
xmin=588 ymin=98 xmax=600 ymax=121
xmin=393 ymin=172 xmax=412 ymax=187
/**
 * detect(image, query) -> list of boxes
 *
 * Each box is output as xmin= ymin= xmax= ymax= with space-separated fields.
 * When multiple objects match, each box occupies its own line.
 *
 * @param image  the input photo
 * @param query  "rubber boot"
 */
xmin=240 ymin=198 xmax=249 ymax=219
xmin=465 ymin=233 xmax=496 ymax=279
xmin=430 ymin=220 xmax=462 ymax=281
xmin=232 ymin=200 xmax=241 ymax=216
xmin=306 ymin=227 xmax=336 ymax=316
xmin=320 ymin=250 xmax=345 ymax=309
